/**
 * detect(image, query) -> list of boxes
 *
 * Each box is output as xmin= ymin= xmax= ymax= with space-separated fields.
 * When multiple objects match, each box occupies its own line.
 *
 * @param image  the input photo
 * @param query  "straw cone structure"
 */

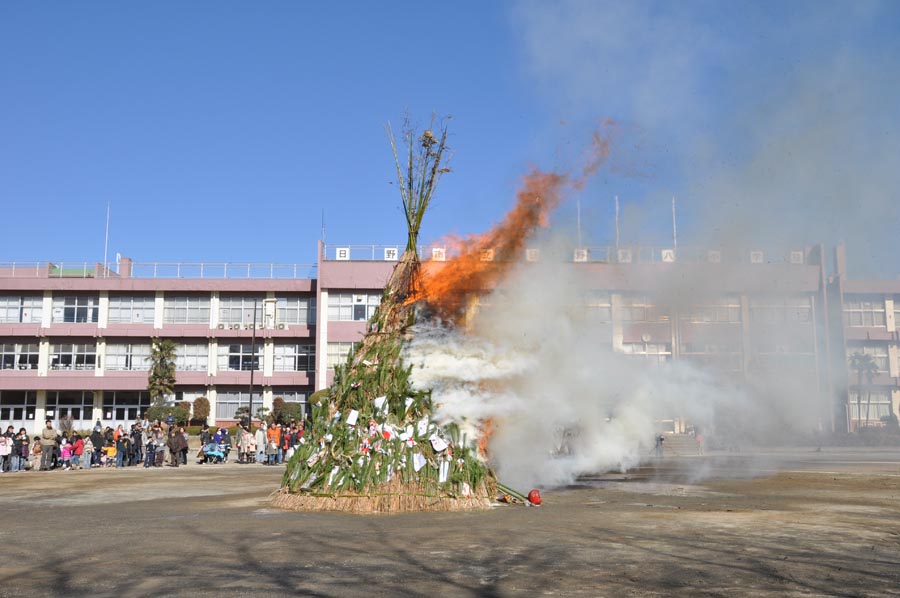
xmin=274 ymin=117 xmax=497 ymax=513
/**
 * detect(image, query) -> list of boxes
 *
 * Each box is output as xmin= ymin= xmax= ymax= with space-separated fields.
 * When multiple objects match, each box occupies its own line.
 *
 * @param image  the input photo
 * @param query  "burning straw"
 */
xmin=273 ymin=117 xmax=615 ymax=513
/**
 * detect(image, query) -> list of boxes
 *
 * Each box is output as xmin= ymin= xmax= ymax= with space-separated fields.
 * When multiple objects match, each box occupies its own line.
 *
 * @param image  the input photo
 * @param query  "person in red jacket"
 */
xmin=71 ymin=434 xmax=85 ymax=469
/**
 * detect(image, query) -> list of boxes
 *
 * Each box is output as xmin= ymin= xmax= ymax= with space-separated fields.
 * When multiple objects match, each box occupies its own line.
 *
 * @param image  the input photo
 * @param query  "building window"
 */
xmin=50 ymin=343 xmax=97 ymax=370
xmin=584 ymin=291 xmax=612 ymax=323
xmin=0 ymin=342 xmax=39 ymax=370
xmin=163 ymin=296 xmax=211 ymax=324
xmin=52 ymin=296 xmax=99 ymax=323
xmin=102 ymin=391 xmax=151 ymax=422
xmin=174 ymin=389 xmax=207 ymax=405
xmin=844 ymin=297 xmax=886 ymax=327
xmin=750 ymin=296 xmax=813 ymax=323
xmin=681 ymin=297 xmax=741 ymax=323
xmin=327 ymin=292 xmax=381 ymax=321
xmin=215 ymin=389 xmax=252 ymax=420
xmin=847 ymin=345 xmax=889 ymax=374
xmin=275 ymin=389 xmax=309 ymax=404
xmin=0 ymin=390 xmax=37 ymax=423
xmin=848 ymin=390 xmax=892 ymax=422
xmin=621 ymin=342 xmax=672 ymax=365
xmin=176 ymin=344 xmax=209 ymax=372
xmin=276 ymin=296 xmax=316 ymax=325
xmin=105 ymin=343 xmax=152 ymax=371
xmin=218 ymin=296 xmax=264 ymax=325
xmin=0 ymin=296 xmax=43 ymax=323
xmin=327 ymin=342 xmax=356 ymax=369
xmin=46 ymin=391 xmax=94 ymax=422
xmin=620 ymin=296 xmax=669 ymax=322
xmin=108 ymin=296 xmax=155 ymax=324
xmin=273 ymin=343 xmax=315 ymax=372
xmin=217 ymin=343 xmax=261 ymax=371
xmin=681 ymin=342 xmax=742 ymax=371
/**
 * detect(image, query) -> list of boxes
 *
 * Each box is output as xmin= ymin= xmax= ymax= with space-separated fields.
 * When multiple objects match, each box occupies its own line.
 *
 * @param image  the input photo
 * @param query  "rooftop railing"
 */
xmin=321 ymin=244 xmax=811 ymax=265
xmin=0 ymin=262 xmax=317 ymax=279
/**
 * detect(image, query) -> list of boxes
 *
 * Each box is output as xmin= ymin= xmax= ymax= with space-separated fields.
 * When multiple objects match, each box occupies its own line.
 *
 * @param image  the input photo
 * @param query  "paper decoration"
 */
xmin=404 ymin=397 xmax=414 ymax=411
xmin=439 ymin=459 xmax=449 ymax=483
xmin=430 ymin=435 xmax=448 ymax=453
xmin=416 ymin=418 xmax=429 ymax=436
xmin=413 ymin=452 xmax=427 ymax=472
xmin=461 ymin=482 xmax=471 ymax=497
xmin=346 ymin=410 xmax=359 ymax=426
xmin=373 ymin=396 xmax=387 ymax=411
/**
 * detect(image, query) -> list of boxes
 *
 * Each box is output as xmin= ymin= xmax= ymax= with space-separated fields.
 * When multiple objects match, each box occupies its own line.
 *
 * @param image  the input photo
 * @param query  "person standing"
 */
xmin=16 ymin=430 xmax=29 ymax=471
xmin=179 ymin=427 xmax=189 ymax=465
xmin=255 ymin=424 xmax=266 ymax=464
xmin=40 ymin=421 xmax=57 ymax=471
xmin=89 ymin=427 xmax=104 ymax=467
xmin=59 ymin=438 xmax=72 ymax=470
xmin=71 ymin=434 xmax=84 ymax=470
xmin=83 ymin=435 xmax=94 ymax=470
xmin=0 ymin=433 xmax=11 ymax=473
xmin=167 ymin=427 xmax=185 ymax=467
xmin=199 ymin=424 xmax=211 ymax=447
xmin=30 ymin=437 xmax=42 ymax=470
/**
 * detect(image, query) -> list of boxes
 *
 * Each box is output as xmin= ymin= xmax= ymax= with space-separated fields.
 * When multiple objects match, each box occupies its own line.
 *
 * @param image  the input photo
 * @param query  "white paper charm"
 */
xmin=373 ymin=396 xmax=388 ymax=412
xmin=413 ymin=452 xmax=427 ymax=472
xmin=346 ymin=409 xmax=359 ymax=426
xmin=430 ymin=434 xmax=448 ymax=453
xmin=439 ymin=459 xmax=450 ymax=483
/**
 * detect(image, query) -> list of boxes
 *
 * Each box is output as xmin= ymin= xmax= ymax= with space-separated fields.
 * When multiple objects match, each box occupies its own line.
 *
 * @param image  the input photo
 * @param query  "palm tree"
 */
xmin=147 ymin=339 xmax=177 ymax=406
xmin=848 ymin=351 xmax=877 ymax=431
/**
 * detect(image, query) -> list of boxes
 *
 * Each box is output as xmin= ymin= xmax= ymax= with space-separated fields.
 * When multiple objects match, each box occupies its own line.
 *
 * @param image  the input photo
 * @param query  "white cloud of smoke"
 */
xmin=405 ymin=2 xmax=900 ymax=489
xmin=511 ymin=0 xmax=900 ymax=274
xmin=404 ymin=241 xmax=773 ymax=490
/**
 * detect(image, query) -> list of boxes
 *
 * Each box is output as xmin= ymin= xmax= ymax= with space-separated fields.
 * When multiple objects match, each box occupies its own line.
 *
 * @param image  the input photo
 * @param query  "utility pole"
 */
xmin=247 ymin=298 xmax=257 ymax=430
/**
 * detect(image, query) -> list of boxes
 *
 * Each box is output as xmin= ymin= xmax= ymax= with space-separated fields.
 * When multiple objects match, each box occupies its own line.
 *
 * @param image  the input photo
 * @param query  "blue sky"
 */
xmin=2 ymin=2 xmax=899 ymax=273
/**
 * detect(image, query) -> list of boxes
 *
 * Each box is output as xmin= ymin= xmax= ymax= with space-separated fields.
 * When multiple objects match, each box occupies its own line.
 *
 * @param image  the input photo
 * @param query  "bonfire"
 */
xmin=273 ymin=115 xmax=497 ymax=513
xmin=272 ymin=116 xmax=614 ymax=514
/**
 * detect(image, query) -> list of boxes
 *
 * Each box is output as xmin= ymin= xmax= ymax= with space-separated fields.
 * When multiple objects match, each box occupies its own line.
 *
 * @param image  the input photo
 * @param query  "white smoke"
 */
xmin=403 ymin=240 xmax=755 ymax=490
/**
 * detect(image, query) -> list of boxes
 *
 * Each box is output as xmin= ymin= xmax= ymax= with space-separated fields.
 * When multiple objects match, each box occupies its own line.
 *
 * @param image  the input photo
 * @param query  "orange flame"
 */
xmin=416 ymin=121 xmax=616 ymax=321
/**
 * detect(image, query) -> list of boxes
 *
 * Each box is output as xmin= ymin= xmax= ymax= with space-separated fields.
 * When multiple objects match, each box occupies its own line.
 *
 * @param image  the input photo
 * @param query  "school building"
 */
xmin=0 ymin=241 xmax=897 ymax=434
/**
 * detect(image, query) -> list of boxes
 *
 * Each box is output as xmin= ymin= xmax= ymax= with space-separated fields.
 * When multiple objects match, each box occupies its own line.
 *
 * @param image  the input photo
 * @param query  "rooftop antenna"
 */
xmin=671 ymin=196 xmax=678 ymax=254
xmin=321 ymin=209 xmax=326 ymax=243
xmin=615 ymin=195 xmax=620 ymax=250
xmin=103 ymin=202 xmax=110 ymax=278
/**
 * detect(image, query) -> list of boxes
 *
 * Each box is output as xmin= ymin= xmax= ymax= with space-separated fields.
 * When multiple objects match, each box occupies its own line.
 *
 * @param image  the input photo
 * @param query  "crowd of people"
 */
xmin=0 ymin=412 xmax=306 ymax=473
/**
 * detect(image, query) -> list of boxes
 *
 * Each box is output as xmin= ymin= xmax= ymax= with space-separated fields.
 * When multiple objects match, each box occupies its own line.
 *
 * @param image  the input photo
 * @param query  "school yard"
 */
xmin=1 ymin=448 xmax=899 ymax=597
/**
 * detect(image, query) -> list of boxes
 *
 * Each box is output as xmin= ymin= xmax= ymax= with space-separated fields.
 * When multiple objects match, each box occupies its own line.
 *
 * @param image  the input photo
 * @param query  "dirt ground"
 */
xmin=1 ymin=448 xmax=899 ymax=597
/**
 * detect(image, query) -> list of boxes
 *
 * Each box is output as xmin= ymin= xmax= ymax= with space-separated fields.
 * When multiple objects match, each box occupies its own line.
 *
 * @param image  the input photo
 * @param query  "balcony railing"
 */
xmin=0 ymin=262 xmax=317 ymax=279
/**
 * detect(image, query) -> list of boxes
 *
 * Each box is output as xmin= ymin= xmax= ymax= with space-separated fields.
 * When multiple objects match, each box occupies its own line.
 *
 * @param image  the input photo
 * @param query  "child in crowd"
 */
xmin=266 ymin=439 xmax=278 ymax=465
xmin=103 ymin=441 xmax=117 ymax=468
xmin=30 ymin=437 xmax=41 ymax=470
xmin=16 ymin=430 xmax=29 ymax=471
xmin=144 ymin=436 xmax=156 ymax=468
xmin=83 ymin=436 xmax=94 ymax=469
xmin=59 ymin=439 xmax=72 ymax=470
